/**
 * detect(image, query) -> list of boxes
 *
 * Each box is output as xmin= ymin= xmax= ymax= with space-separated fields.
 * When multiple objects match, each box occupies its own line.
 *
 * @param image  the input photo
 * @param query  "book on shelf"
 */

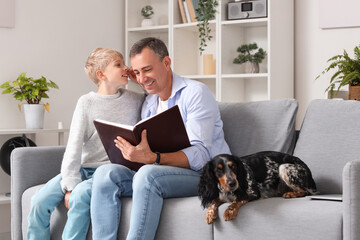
xmin=191 ymin=0 xmax=201 ymax=20
xmin=94 ymin=105 xmax=191 ymax=171
xmin=185 ymin=0 xmax=197 ymax=22
xmin=178 ymin=0 xmax=187 ymax=23
xmin=183 ymin=1 xmax=191 ymax=23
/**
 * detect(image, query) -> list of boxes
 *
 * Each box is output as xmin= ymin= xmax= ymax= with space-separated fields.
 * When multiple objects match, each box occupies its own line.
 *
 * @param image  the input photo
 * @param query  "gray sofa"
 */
xmin=11 ymin=99 xmax=360 ymax=240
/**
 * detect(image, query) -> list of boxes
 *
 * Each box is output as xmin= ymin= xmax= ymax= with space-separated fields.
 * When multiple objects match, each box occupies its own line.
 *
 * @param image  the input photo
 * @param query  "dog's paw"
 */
xmin=206 ymin=208 xmax=218 ymax=224
xmin=223 ymin=205 xmax=238 ymax=221
xmin=282 ymin=191 xmax=306 ymax=198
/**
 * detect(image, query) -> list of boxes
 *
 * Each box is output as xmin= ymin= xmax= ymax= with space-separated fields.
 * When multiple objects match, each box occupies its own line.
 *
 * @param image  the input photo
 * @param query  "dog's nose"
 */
xmin=228 ymin=180 xmax=236 ymax=188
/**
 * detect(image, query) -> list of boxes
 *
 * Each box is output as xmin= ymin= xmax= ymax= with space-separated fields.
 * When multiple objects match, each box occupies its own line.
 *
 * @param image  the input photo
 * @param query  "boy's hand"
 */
xmin=126 ymin=68 xmax=138 ymax=84
xmin=64 ymin=191 xmax=72 ymax=210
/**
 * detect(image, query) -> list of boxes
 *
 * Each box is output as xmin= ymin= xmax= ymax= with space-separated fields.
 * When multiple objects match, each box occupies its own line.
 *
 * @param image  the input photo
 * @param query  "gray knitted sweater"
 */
xmin=60 ymin=88 xmax=144 ymax=192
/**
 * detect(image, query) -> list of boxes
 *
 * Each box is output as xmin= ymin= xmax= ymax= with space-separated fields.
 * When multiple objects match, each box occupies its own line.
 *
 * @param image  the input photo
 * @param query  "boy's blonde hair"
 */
xmin=85 ymin=48 xmax=124 ymax=85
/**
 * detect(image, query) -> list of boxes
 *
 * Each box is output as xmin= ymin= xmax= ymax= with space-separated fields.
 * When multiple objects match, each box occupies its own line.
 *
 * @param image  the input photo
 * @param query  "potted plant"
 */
xmin=233 ymin=43 xmax=267 ymax=73
xmin=0 ymin=72 xmax=59 ymax=129
xmin=195 ymin=0 xmax=218 ymax=55
xmin=315 ymin=44 xmax=360 ymax=100
xmin=141 ymin=5 xmax=154 ymax=27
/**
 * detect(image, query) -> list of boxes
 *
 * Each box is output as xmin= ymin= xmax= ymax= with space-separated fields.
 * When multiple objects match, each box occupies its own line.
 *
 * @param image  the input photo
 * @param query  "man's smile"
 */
xmin=144 ymin=79 xmax=155 ymax=87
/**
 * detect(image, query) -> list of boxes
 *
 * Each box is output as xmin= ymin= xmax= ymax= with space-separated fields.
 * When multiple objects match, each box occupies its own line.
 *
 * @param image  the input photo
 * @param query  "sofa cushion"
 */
xmin=294 ymin=99 xmax=360 ymax=194
xmin=218 ymin=99 xmax=298 ymax=157
xmin=214 ymin=198 xmax=342 ymax=240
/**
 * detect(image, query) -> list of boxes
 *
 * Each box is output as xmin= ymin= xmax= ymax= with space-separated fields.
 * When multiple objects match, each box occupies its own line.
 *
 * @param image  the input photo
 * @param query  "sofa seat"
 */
xmin=215 ymin=198 xmax=342 ymax=240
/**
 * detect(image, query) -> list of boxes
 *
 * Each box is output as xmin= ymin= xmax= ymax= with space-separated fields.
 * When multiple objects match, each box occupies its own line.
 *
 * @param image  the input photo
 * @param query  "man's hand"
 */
xmin=64 ymin=191 xmax=72 ymax=210
xmin=114 ymin=129 xmax=157 ymax=164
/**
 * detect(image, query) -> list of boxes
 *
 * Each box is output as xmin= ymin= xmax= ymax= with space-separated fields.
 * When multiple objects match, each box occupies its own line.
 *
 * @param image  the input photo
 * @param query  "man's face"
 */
xmin=130 ymin=47 xmax=172 ymax=100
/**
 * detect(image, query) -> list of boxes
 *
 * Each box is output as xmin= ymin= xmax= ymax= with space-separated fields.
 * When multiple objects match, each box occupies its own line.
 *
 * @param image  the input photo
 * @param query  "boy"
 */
xmin=27 ymin=48 xmax=144 ymax=240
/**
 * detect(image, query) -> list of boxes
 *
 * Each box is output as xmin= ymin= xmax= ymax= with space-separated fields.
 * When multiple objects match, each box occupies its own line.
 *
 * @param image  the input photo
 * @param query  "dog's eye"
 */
xmin=217 ymin=164 xmax=223 ymax=170
xmin=228 ymin=161 xmax=233 ymax=168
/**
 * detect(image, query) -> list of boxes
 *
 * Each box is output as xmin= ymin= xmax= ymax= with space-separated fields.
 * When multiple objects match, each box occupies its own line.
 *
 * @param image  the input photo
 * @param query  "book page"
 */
xmin=94 ymin=119 xmax=134 ymax=131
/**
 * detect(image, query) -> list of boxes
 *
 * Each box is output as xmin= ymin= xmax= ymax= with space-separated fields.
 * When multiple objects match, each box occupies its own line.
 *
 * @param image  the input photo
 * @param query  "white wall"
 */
xmin=294 ymin=0 xmax=360 ymax=129
xmin=0 ymin=0 xmax=125 ymax=236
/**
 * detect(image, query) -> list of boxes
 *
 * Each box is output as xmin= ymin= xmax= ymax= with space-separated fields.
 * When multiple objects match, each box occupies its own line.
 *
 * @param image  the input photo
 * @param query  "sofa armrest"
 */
xmin=343 ymin=160 xmax=360 ymax=240
xmin=11 ymin=146 xmax=65 ymax=240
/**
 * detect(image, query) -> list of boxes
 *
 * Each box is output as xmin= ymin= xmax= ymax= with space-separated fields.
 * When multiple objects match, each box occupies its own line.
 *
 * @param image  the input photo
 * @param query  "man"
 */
xmin=90 ymin=37 xmax=231 ymax=240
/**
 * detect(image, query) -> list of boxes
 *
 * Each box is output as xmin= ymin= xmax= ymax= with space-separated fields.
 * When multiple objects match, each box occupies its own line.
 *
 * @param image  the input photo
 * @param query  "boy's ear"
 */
xmin=96 ymin=70 xmax=106 ymax=80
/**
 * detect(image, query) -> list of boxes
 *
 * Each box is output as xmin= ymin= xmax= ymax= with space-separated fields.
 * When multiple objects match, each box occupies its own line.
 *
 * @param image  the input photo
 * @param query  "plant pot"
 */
xmin=349 ymin=85 xmax=360 ymax=101
xmin=23 ymin=104 xmax=45 ymax=129
xmin=245 ymin=62 xmax=259 ymax=73
xmin=141 ymin=18 xmax=153 ymax=27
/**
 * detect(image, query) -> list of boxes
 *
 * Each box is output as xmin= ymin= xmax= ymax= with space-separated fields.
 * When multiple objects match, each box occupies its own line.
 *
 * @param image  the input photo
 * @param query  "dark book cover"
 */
xmin=94 ymin=105 xmax=191 ymax=171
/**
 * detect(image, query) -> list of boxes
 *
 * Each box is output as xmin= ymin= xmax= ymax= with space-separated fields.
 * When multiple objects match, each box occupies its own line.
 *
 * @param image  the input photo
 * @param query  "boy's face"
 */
xmin=102 ymin=57 xmax=128 ymax=86
xmin=130 ymin=47 xmax=172 ymax=100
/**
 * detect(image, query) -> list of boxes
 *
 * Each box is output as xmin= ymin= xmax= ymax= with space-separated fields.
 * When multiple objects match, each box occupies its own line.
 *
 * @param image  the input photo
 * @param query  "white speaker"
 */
xmin=228 ymin=0 xmax=267 ymax=20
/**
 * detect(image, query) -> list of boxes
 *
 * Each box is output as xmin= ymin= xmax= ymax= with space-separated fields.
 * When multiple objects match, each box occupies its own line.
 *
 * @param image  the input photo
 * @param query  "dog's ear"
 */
xmin=198 ymin=160 xmax=219 ymax=208
xmin=233 ymin=156 xmax=261 ymax=200
xmin=232 ymin=156 xmax=251 ymax=196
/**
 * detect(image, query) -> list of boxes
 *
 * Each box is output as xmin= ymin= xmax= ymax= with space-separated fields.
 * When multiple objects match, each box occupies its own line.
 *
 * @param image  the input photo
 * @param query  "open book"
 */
xmin=94 ymin=105 xmax=191 ymax=171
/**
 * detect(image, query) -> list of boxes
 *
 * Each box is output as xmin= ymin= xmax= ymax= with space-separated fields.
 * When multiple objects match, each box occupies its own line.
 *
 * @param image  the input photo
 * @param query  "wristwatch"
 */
xmin=154 ymin=152 xmax=161 ymax=165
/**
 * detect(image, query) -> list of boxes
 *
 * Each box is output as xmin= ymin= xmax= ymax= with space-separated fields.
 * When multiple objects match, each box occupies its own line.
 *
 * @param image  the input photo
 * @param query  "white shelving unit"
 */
xmin=125 ymin=0 xmax=294 ymax=102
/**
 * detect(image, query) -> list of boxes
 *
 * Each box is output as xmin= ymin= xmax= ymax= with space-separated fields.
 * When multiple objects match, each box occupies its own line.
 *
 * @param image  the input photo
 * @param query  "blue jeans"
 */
xmin=91 ymin=164 xmax=201 ymax=240
xmin=27 ymin=168 xmax=95 ymax=240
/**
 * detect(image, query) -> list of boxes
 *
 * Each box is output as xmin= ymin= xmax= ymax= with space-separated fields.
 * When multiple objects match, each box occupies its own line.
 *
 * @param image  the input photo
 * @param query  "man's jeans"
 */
xmin=91 ymin=164 xmax=201 ymax=240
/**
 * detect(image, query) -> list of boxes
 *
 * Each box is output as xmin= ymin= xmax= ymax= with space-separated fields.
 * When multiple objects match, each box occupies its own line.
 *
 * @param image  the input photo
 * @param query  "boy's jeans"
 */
xmin=27 ymin=168 xmax=95 ymax=240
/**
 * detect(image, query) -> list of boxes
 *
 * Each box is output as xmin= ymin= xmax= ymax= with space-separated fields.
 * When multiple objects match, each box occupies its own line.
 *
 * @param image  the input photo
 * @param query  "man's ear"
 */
xmin=163 ymin=56 xmax=171 ymax=70
xmin=96 ymin=70 xmax=106 ymax=81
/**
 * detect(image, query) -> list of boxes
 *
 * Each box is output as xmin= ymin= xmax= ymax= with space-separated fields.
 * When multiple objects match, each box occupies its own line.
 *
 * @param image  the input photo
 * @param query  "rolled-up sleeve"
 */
xmin=180 ymin=84 xmax=223 ymax=171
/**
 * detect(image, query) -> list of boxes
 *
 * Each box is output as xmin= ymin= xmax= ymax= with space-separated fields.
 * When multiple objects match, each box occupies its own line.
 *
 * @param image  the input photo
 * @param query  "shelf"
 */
xmin=221 ymin=18 xmax=268 ymax=27
xmin=0 ymin=193 xmax=10 ymax=205
xmin=221 ymin=73 xmax=268 ymax=79
xmin=173 ymin=20 xmax=216 ymax=31
xmin=0 ymin=128 xmax=69 ymax=135
xmin=0 ymin=128 xmax=69 ymax=145
xmin=183 ymin=74 xmax=217 ymax=79
xmin=128 ymin=25 xmax=169 ymax=33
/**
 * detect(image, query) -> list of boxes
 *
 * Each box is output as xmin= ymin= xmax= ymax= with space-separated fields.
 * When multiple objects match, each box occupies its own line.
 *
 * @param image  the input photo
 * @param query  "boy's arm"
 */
xmin=60 ymin=98 xmax=87 ymax=193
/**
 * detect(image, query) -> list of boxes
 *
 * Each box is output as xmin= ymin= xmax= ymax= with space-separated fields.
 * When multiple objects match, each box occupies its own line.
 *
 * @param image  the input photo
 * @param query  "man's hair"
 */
xmin=84 ymin=48 xmax=124 ymax=85
xmin=129 ymin=37 xmax=169 ymax=61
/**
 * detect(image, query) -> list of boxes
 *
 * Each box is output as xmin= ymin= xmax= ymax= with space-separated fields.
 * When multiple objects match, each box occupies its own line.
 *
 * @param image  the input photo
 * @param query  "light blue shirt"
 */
xmin=141 ymin=72 xmax=231 ymax=171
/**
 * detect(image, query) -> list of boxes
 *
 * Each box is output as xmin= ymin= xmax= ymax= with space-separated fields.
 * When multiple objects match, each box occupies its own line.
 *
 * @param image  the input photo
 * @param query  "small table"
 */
xmin=0 ymin=128 xmax=69 ymax=145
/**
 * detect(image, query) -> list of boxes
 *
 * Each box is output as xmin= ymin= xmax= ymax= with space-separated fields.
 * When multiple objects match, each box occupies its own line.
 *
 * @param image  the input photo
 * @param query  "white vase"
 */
xmin=141 ymin=18 xmax=153 ymax=27
xmin=23 ymin=104 xmax=45 ymax=129
xmin=245 ymin=62 xmax=260 ymax=73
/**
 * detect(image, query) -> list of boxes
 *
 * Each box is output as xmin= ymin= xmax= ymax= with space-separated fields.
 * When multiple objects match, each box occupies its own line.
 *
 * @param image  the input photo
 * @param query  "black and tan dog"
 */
xmin=198 ymin=151 xmax=317 ymax=224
